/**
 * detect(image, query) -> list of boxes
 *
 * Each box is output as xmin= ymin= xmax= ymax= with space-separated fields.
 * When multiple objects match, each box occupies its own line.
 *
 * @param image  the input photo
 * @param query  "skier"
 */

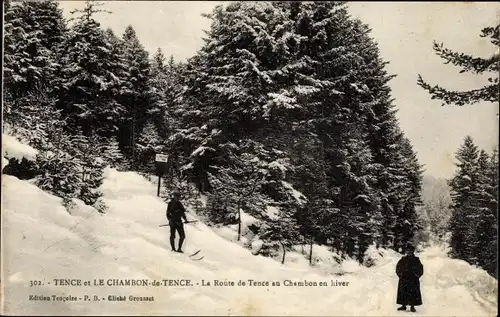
xmin=166 ymin=191 xmax=188 ymax=253
xmin=396 ymin=245 xmax=424 ymax=312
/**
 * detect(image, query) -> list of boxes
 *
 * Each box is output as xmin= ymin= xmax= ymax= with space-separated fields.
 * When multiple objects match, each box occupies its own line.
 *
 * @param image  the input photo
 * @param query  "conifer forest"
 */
xmin=3 ymin=0 xmax=498 ymax=279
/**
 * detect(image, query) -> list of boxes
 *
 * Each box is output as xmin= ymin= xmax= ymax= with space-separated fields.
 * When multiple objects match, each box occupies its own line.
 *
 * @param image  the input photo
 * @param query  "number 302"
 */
xmin=30 ymin=280 xmax=42 ymax=287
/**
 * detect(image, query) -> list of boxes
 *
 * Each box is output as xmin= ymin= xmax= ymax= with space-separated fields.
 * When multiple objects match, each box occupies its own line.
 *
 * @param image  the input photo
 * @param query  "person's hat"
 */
xmin=172 ymin=191 xmax=181 ymax=197
xmin=406 ymin=245 xmax=416 ymax=252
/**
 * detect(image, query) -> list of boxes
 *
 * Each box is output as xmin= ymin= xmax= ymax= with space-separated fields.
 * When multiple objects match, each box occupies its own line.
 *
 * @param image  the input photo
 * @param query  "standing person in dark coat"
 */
xmin=396 ymin=245 xmax=423 ymax=312
xmin=166 ymin=191 xmax=188 ymax=253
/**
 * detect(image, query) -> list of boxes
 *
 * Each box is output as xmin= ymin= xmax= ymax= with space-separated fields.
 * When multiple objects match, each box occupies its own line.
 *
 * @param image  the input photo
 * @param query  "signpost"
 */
xmin=155 ymin=154 xmax=169 ymax=163
xmin=155 ymin=153 xmax=169 ymax=197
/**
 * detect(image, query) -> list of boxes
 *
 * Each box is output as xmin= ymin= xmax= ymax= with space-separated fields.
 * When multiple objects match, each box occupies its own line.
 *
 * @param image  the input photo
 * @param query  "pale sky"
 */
xmin=58 ymin=1 xmax=500 ymax=179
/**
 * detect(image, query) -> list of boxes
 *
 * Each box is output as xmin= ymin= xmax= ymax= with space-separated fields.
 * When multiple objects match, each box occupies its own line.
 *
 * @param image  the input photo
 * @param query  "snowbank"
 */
xmin=2 ymin=156 xmax=9 ymax=169
xmin=1 ymin=168 xmax=497 ymax=316
xmin=363 ymin=244 xmax=387 ymax=267
xmin=420 ymin=245 xmax=498 ymax=313
xmin=2 ymin=133 xmax=38 ymax=163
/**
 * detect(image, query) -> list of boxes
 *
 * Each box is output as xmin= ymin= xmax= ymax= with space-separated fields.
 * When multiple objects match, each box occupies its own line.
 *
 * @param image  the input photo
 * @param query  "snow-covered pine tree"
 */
xmin=448 ymin=136 xmax=481 ymax=261
xmin=448 ymin=141 xmax=497 ymax=277
xmin=149 ymin=48 xmax=182 ymax=139
xmin=278 ymin=2 xmax=413 ymax=255
xmin=345 ymin=9 xmax=422 ymax=252
xmin=169 ymin=1 xmax=299 ymax=204
xmin=33 ymin=127 xmax=83 ymax=209
xmin=100 ymin=137 xmax=126 ymax=170
xmin=470 ymin=149 xmax=497 ymax=277
xmin=336 ymin=125 xmax=382 ymax=260
xmin=3 ymin=0 xmax=67 ymax=130
xmin=3 ymin=83 xmax=65 ymax=153
xmin=480 ymin=148 xmax=498 ymax=277
xmin=206 ymin=146 xmax=267 ymax=240
xmin=170 ymin=1 xmax=424 ymax=260
xmin=289 ymin=128 xmax=335 ymax=265
xmin=35 ymin=146 xmax=82 ymax=209
xmin=168 ymin=54 xmax=175 ymax=69
xmin=397 ymin=137 xmax=424 ymax=248
xmin=104 ymin=27 xmax=128 ymax=91
xmin=292 ymin=4 xmax=422 ymax=251
xmin=37 ymin=131 xmax=106 ymax=212
xmin=57 ymin=0 xmax=124 ymax=138
xmin=148 ymin=48 xmax=168 ymax=134
xmin=486 ymin=148 xmax=499 ymax=219
xmin=3 ymin=0 xmax=67 ymax=94
xmin=118 ymin=25 xmax=153 ymax=167
xmin=136 ymin=122 xmax=164 ymax=174
xmin=2 ymin=1 xmax=70 ymax=181
xmin=31 ymin=125 xmax=120 ymax=212
xmin=152 ymin=48 xmax=168 ymax=74
xmin=259 ymin=210 xmax=300 ymax=264
xmin=64 ymin=133 xmax=106 ymax=207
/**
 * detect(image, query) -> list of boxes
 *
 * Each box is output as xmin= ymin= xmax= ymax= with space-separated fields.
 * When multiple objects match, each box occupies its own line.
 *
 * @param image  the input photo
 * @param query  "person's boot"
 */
xmin=410 ymin=306 xmax=416 ymax=312
xmin=170 ymin=236 xmax=176 ymax=252
xmin=177 ymin=236 xmax=185 ymax=253
xmin=397 ymin=306 xmax=407 ymax=311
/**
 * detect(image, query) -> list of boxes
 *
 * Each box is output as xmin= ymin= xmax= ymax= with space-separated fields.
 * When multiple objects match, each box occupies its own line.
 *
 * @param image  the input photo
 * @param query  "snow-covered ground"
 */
xmin=1 ymin=166 xmax=498 ymax=315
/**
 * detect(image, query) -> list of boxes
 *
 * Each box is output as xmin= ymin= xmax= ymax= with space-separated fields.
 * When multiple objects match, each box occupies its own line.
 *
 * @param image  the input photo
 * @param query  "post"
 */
xmin=155 ymin=153 xmax=169 ymax=197
xmin=157 ymin=173 xmax=162 ymax=197
xmin=309 ymin=236 xmax=313 ymax=265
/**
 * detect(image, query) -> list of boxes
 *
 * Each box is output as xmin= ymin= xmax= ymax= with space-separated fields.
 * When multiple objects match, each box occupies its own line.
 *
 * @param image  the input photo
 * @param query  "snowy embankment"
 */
xmin=2 ymin=133 xmax=38 ymax=169
xmin=1 ymin=144 xmax=498 ymax=315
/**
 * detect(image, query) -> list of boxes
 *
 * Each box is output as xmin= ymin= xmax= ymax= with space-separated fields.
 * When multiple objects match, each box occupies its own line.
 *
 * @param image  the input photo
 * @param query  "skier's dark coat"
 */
xmin=396 ymin=255 xmax=423 ymax=306
xmin=166 ymin=199 xmax=187 ymax=251
xmin=166 ymin=200 xmax=187 ymax=225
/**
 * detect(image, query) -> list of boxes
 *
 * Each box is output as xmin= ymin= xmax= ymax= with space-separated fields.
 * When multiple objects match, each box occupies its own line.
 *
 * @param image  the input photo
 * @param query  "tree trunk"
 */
xmin=237 ymin=200 xmax=241 ymax=241
xmin=131 ymin=109 xmax=136 ymax=168
xmin=280 ymin=241 xmax=286 ymax=264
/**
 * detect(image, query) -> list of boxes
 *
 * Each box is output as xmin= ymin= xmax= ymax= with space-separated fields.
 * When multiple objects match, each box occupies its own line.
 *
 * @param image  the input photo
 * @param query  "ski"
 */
xmin=189 ymin=250 xmax=201 ymax=257
xmin=190 ymin=256 xmax=204 ymax=261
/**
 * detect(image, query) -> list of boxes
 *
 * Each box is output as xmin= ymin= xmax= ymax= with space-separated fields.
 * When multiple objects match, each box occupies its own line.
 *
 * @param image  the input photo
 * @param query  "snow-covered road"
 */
xmin=1 ymin=168 xmax=497 ymax=315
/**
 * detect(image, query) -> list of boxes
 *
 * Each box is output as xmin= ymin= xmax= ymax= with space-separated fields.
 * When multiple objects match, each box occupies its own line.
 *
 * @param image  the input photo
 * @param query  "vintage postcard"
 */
xmin=1 ymin=1 xmax=498 ymax=316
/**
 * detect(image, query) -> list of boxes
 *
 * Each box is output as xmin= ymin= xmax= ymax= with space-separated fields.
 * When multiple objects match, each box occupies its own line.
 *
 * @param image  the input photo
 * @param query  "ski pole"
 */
xmin=159 ymin=220 xmax=198 ymax=227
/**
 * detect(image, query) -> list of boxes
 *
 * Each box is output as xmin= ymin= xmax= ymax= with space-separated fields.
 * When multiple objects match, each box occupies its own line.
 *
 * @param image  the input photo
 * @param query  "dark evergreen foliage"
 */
xmin=448 ymin=136 xmax=498 ymax=277
xmin=4 ymin=0 xmax=432 ymax=265
xmin=168 ymin=1 xmax=424 ymax=261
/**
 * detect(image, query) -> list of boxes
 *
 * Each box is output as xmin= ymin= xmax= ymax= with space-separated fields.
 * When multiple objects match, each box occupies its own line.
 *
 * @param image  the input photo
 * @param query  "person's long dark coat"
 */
xmin=396 ymin=255 xmax=423 ymax=306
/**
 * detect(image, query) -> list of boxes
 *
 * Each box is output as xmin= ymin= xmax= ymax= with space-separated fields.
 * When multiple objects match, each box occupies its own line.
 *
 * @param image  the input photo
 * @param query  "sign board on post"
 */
xmin=155 ymin=154 xmax=169 ymax=175
xmin=155 ymin=153 xmax=169 ymax=197
xmin=155 ymin=154 xmax=169 ymax=163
